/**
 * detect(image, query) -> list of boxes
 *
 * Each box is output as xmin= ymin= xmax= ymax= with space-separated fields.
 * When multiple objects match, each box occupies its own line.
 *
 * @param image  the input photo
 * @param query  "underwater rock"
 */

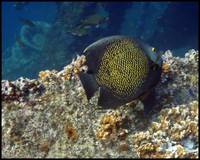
xmin=133 ymin=100 xmax=198 ymax=158
xmin=2 ymin=20 xmax=51 ymax=80
xmin=20 ymin=20 xmax=51 ymax=51
xmin=2 ymin=77 xmax=45 ymax=102
xmin=2 ymin=49 xmax=198 ymax=158
xmin=156 ymin=49 xmax=198 ymax=106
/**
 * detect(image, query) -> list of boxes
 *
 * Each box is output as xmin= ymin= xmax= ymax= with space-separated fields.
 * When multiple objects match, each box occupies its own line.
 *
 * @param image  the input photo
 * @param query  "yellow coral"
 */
xmin=174 ymin=145 xmax=186 ymax=158
xmin=95 ymin=111 xmax=125 ymax=141
xmin=150 ymin=122 xmax=161 ymax=132
xmin=160 ymin=116 xmax=169 ymax=130
xmin=71 ymin=55 xmax=87 ymax=75
xmin=190 ymin=75 xmax=198 ymax=85
xmin=186 ymin=121 xmax=198 ymax=137
xmin=38 ymin=70 xmax=50 ymax=81
xmin=162 ymin=63 xmax=170 ymax=73
xmin=190 ymin=101 xmax=198 ymax=117
xmin=132 ymin=131 xmax=151 ymax=145
xmin=38 ymin=55 xmax=87 ymax=83
xmin=73 ymin=67 xmax=79 ymax=74
xmin=57 ymin=55 xmax=87 ymax=81
xmin=137 ymin=143 xmax=159 ymax=158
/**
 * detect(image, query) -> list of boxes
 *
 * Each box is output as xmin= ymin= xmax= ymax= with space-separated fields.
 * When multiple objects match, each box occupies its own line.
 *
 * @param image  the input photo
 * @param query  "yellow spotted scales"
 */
xmin=96 ymin=39 xmax=149 ymax=97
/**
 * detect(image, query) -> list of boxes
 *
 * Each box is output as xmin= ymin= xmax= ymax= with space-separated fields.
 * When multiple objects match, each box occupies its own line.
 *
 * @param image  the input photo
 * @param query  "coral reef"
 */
xmin=2 ymin=49 xmax=198 ymax=158
xmin=95 ymin=111 xmax=128 ymax=141
xmin=2 ymin=77 xmax=45 ymax=102
xmin=157 ymin=49 xmax=198 ymax=107
xmin=132 ymin=101 xmax=198 ymax=158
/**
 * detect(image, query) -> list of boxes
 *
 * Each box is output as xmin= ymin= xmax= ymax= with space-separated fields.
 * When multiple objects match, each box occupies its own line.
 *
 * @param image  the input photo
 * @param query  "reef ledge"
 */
xmin=2 ymin=49 xmax=198 ymax=158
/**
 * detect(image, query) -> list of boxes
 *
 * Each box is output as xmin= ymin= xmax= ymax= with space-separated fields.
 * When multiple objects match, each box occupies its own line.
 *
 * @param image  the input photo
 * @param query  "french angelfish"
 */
xmin=78 ymin=35 xmax=163 ymax=114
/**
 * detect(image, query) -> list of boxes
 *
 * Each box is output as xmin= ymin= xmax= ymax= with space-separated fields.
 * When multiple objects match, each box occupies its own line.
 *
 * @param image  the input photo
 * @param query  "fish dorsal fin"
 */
xmin=98 ymin=87 xmax=127 ymax=109
xmin=79 ymin=72 xmax=99 ymax=100
xmin=83 ymin=35 xmax=128 ymax=54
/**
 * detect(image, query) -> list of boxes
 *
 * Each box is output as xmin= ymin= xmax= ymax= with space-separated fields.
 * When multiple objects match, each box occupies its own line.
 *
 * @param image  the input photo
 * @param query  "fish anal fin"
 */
xmin=79 ymin=72 xmax=98 ymax=100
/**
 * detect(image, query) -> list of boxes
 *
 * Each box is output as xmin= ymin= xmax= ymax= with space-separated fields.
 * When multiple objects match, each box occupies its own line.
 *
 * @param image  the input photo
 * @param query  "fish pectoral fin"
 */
xmin=79 ymin=72 xmax=98 ymax=100
xmin=139 ymin=89 xmax=156 ymax=115
xmin=98 ymin=88 xmax=126 ymax=108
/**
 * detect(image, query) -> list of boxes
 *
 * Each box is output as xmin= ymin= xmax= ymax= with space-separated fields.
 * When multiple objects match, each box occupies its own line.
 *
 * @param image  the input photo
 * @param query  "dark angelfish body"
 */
xmin=78 ymin=35 xmax=163 ymax=114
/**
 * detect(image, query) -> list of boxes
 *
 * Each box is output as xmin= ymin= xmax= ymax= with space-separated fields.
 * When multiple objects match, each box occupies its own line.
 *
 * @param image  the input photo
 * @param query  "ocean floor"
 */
xmin=2 ymin=49 xmax=199 ymax=158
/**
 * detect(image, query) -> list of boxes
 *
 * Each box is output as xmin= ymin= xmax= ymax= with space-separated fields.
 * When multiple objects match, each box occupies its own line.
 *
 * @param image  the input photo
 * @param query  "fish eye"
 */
xmin=152 ymin=47 xmax=156 ymax=52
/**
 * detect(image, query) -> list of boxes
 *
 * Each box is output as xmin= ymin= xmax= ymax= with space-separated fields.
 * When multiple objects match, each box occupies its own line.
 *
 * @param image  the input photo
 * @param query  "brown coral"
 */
xmin=39 ymin=140 xmax=50 ymax=153
xmin=95 ymin=111 xmax=127 ymax=141
xmin=118 ymin=142 xmax=129 ymax=152
xmin=64 ymin=122 xmax=78 ymax=142
xmin=137 ymin=143 xmax=160 ymax=158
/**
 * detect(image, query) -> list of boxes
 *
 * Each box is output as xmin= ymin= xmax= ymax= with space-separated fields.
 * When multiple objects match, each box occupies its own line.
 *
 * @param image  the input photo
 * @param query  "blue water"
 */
xmin=2 ymin=2 xmax=57 ymax=53
xmin=2 ymin=2 xmax=199 ymax=80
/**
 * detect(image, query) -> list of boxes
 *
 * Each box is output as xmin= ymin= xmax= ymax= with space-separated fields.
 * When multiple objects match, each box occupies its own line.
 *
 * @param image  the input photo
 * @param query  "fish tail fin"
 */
xmin=140 ymin=89 xmax=157 ymax=115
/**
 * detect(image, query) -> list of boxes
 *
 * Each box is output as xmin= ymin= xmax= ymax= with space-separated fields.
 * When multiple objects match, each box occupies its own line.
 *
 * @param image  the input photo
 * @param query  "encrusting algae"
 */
xmin=132 ymin=100 xmax=198 ymax=158
xmin=1 ymin=49 xmax=199 ymax=158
